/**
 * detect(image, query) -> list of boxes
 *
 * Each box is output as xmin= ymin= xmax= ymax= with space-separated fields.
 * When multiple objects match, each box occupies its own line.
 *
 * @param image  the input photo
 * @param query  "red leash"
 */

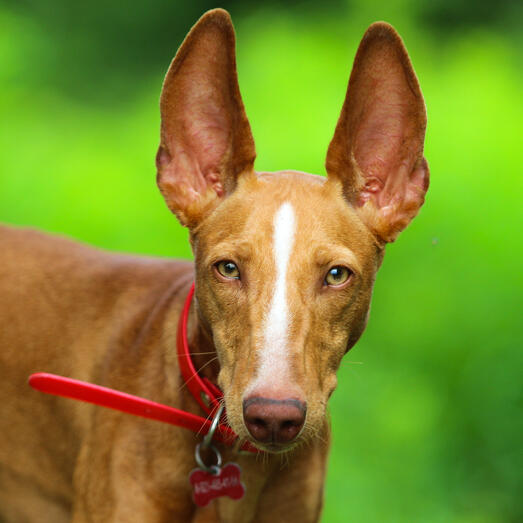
xmin=29 ymin=283 xmax=258 ymax=454
xmin=28 ymin=373 xmax=239 ymax=446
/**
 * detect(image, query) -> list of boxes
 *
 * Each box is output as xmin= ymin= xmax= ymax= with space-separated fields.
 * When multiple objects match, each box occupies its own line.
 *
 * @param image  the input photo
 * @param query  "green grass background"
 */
xmin=1 ymin=1 xmax=521 ymax=521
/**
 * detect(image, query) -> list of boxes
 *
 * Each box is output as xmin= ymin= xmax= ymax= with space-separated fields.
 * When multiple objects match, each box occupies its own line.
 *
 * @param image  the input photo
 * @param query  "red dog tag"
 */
xmin=189 ymin=463 xmax=245 ymax=507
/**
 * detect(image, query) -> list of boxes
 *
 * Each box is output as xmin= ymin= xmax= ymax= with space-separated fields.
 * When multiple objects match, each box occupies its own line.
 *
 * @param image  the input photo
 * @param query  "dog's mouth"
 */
xmin=248 ymin=439 xmax=301 ymax=454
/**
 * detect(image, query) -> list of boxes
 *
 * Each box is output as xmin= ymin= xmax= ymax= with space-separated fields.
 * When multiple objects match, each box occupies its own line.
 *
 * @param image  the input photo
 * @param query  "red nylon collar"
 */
xmin=28 ymin=282 xmax=258 ymax=453
xmin=176 ymin=282 xmax=223 ymax=414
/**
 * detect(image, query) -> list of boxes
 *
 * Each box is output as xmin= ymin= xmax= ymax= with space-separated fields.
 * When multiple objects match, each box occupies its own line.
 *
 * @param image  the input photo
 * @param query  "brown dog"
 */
xmin=0 ymin=8 xmax=429 ymax=522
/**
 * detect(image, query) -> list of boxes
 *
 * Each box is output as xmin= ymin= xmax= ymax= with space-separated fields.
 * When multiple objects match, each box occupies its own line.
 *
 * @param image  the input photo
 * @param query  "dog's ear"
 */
xmin=156 ymin=9 xmax=255 ymax=227
xmin=326 ymin=22 xmax=429 ymax=243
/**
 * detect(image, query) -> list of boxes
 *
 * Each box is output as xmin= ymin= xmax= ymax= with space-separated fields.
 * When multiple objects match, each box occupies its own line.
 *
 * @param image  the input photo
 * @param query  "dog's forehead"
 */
xmin=196 ymin=170 xmax=377 ymax=262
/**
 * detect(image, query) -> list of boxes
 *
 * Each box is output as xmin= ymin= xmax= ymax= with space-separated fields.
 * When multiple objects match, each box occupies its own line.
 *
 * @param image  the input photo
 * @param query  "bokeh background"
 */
xmin=1 ymin=0 xmax=521 ymax=521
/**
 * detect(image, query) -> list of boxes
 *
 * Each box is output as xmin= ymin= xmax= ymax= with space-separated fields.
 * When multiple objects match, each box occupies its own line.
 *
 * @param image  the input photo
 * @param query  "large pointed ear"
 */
xmin=156 ymin=9 xmax=256 ymax=227
xmin=326 ymin=22 xmax=429 ymax=243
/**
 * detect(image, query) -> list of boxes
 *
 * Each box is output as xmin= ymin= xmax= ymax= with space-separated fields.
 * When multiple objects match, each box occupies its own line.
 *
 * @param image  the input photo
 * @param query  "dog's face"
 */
xmin=192 ymin=171 xmax=381 ymax=450
xmin=156 ymin=10 xmax=429 ymax=452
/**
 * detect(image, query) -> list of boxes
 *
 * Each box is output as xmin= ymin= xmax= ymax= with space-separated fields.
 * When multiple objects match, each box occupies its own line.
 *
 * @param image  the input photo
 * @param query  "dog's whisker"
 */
xmin=282 ymin=451 xmax=290 ymax=470
xmin=178 ymin=351 xmax=217 ymax=358
xmin=195 ymin=401 xmax=222 ymax=437
xmin=177 ymin=356 xmax=219 ymax=393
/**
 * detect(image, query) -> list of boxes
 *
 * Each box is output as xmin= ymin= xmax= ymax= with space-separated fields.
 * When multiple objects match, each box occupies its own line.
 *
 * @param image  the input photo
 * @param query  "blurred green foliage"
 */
xmin=1 ymin=1 xmax=521 ymax=521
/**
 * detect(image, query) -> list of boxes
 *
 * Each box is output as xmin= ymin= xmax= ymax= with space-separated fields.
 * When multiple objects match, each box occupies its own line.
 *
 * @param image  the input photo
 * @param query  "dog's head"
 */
xmin=156 ymin=9 xmax=428 ymax=452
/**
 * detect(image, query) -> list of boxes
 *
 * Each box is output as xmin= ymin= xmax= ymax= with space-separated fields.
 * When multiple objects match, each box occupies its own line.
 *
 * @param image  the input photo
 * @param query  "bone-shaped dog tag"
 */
xmin=189 ymin=462 xmax=245 ymax=507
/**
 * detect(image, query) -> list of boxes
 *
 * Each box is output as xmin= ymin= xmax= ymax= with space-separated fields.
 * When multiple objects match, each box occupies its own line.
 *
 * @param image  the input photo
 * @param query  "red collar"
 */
xmin=29 ymin=283 xmax=257 ymax=453
xmin=176 ymin=283 xmax=223 ymax=414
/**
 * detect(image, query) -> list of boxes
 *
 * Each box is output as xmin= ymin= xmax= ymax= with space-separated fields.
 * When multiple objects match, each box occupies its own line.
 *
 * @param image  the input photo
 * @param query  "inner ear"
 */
xmin=156 ymin=9 xmax=256 ymax=227
xmin=326 ymin=22 xmax=429 ymax=243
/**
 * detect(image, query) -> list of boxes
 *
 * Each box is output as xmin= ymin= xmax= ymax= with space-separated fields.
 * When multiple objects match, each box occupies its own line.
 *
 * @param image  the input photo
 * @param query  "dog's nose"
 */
xmin=243 ymin=397 xmax=306 ymax=445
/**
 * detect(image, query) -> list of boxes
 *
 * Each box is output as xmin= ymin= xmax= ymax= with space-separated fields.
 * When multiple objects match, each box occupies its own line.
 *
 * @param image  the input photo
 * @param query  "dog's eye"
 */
xmin=324 ymin=266 xmax=351 ymax=286
xmin=215 ymin=261 xmax=240 ymax=280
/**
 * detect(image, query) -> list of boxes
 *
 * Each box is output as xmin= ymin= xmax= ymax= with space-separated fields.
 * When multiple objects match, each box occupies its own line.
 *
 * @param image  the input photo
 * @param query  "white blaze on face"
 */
xmin=252 ymin=202 xmax=296 ymax=389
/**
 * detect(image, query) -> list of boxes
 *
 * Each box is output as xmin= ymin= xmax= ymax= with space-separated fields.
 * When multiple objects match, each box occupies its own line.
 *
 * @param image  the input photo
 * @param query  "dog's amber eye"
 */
xmin=325 ymin=266 xmax=351 ymax=286
xmin=215 ymin=261 xmax=240 ymax=280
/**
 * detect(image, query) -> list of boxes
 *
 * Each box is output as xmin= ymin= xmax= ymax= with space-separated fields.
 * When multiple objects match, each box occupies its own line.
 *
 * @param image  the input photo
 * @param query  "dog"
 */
xmin=0 ymin=8 xmax=429 ymax=522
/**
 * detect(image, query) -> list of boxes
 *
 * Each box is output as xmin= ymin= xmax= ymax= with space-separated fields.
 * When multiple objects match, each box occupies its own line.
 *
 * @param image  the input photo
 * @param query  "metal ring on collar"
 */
xmin=195 ymin=442 xmax=222 ymax=474
xmin=195 ymin=404 xmax=225 ymax=474
xmin=202 ymin=404 xmax=224 ymax=449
